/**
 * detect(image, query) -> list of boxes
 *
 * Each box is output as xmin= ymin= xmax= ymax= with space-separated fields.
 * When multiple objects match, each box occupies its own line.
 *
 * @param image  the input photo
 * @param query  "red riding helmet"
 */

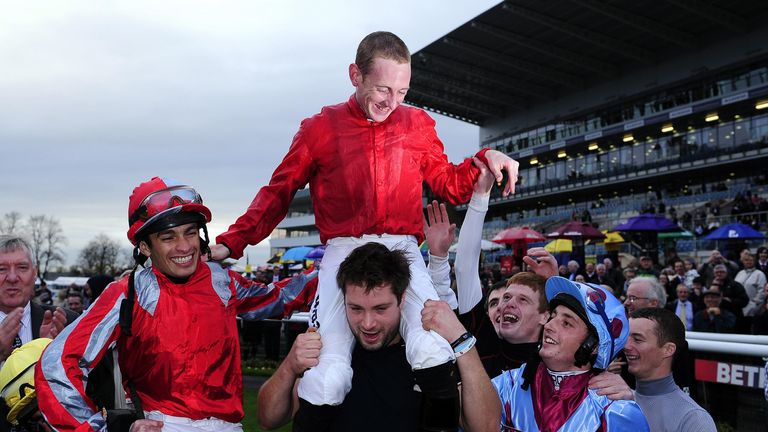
xmin=127 ymin=177 xmax=212 ymax=245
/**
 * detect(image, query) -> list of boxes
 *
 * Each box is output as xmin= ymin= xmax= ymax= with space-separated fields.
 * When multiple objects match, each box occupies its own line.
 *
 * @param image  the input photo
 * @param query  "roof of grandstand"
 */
xmin=405 ymin=0 xmax=768 ymax=125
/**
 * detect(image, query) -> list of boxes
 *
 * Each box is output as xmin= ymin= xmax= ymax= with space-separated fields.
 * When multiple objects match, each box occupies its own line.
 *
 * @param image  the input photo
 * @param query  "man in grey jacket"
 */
xmin=626 ymin=307 xmax=716 ymax=431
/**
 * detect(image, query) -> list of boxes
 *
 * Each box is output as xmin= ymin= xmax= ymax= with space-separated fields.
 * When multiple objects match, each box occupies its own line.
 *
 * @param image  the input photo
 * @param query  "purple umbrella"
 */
xmin=547 ymin=221 xmax=605 ymax=240
xmin=306 ymin=245 xmax=326 ymax=259
xmin=613 ymin=214 xmax=681 ymax=232
xmin=704 ymin=223 xmax=765 ymax=241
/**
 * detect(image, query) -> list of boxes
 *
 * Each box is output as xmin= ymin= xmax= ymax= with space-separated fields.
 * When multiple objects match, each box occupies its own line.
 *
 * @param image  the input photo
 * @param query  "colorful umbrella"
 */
xmin=492 ymin=227 xmax=546 ymax=244
xmin=601 ymin=231 xmax=625 ymax=244
xmin=306 ymin=245 xmax=326 ymax=259
xmin=267 ymin=253 xmax=282 ymax=264
xmin=279 ymin=246 xmax=314 ymax=263
xmin=613 ymin=213 xmax=681 ymax=232
xmin=545 ymin=239 xmax=572 ymax=253
xmin=547 ymin=221 xmax=605 ymax=240
xmin=448 ymin=240 xmax=504 ymax=253
xmin=704 ymin=223 xmax=765 ymax=241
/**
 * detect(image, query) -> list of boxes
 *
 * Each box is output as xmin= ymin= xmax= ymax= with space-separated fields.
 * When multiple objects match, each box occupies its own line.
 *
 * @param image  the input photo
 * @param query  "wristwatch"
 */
xmin=451 ymin=332 xmax=477 ymax=358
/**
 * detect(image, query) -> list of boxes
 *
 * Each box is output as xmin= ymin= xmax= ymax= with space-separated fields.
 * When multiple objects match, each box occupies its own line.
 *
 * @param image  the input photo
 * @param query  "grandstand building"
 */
xmin=408 ymin=1 xmax=768 ymax=262
xmin=269 ymin=189 xmax=320 ymax=255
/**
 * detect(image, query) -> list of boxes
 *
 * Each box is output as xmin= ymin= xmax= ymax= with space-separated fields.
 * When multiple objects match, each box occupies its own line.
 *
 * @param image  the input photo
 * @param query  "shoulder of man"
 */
xmin=491 ymin=364 xmax=526 ymax=392
xmin=602 ymin=399 xmax=650 ymax=431
xmin=314 ymin=99 xmax=356 ymax=121
xmin=398 ymin=105 xmax=436 ymax=129
xmin=678 ymin=404 xmax=717 ymax=431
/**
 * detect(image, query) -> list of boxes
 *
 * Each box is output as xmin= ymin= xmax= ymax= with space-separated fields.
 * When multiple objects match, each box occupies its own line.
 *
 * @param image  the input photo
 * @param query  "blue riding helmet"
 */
xmin=545 ymin=277 xmax=629 ymax=370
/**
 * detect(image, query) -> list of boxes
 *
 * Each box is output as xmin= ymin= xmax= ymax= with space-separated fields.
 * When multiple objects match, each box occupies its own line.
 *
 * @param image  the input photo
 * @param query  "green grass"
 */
xmin=242 ymin=388 xmax=292 ymax=432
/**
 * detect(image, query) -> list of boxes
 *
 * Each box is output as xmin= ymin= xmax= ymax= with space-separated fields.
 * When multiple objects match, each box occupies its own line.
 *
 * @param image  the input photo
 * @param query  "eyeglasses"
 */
xmin=626 ymin=295 xmax=650 ymax=303
xmin=129 ymin=186 xmax=202 ymax=225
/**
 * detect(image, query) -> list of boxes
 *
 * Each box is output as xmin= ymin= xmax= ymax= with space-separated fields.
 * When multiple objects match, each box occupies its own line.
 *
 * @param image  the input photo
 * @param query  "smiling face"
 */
xmin=703 ymin=293 xmax=722 ymax=309
xmin=496 ymin=283 xmax=549 ymax=344
xmin=624 ymin=280 xmax=656 ymax=313
xmin=349 ymin=57 xmax=410 ymax=123
xmin=139 ymin=222 xmax=201 ymax=279
xmin=540 ymin=305 xmax=591 ymax=371
xmin=486 ymin=286 xmax=506 ymax=336
xmin=67 ymin=295 xmax=84 ymax=314
xmin=345 ymin=283 xmax=402 ymax=351
xmin=625 ymin=317 xmax=675 ymax=380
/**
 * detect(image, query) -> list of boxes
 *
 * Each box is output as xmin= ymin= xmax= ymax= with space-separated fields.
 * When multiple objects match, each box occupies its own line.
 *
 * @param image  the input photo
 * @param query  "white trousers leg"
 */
xmin=297 ymin=235 xmax=455 ymax=406
xmin=143 ymin=411 xmax=242 ymax=432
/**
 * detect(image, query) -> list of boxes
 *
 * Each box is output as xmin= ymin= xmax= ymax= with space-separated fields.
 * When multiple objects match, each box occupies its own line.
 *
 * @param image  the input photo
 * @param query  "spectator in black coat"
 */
xmin=693 ymin=289 xmax=736 ymax=333
xmin=709 ymin=264 xmax=749 ymax=320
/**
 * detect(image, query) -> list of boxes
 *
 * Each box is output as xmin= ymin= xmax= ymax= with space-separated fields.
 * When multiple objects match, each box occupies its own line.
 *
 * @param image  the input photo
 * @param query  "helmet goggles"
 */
xmin=128 ymin=186 xmax=202 ymax=226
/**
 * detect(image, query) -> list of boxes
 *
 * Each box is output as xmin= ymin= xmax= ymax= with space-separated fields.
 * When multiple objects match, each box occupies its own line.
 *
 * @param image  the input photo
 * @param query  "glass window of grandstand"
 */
xmin=752 ymin=114 xmax=768 ymax=143
xmin=718 ymin=121 xmax=735 ymax=151
xmin=485 ymin=64 xmax=768 ymax=152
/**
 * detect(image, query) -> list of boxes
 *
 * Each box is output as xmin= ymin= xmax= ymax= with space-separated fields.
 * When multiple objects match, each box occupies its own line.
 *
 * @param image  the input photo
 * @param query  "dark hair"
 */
xmin=506 ymin=272 xmax=548 ymax=312
xmin=86 ymin=275 xmax=115 ymax=300
xmin=355 ymin=31 xmax=410 ymax=76
xmin=630 ymin=308 xmax=686 ymax=363
xmin=337 ymin=243 xmax=410 ymax=304
xmin=484 ymin=280 xmax=508 ymax=311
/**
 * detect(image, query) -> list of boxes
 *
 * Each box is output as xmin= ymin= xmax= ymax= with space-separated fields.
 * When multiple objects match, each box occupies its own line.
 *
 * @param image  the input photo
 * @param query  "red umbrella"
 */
xmin=492 ymin=227 xmax=546 ymax=244
xmin=547 ymin=221 xmax=605 ymax=240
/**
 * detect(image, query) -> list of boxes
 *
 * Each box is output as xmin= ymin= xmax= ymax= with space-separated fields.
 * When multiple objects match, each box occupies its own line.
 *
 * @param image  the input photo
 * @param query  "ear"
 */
xmin=661 ymin=341 xmax=677 ymax=359
xmin=349 ymin=63 xmax=362 ymax=87
xmin=537 ymin=310 xmax=550 ymax=326
xmin=138 ymin=240 xmax=152 ymax=258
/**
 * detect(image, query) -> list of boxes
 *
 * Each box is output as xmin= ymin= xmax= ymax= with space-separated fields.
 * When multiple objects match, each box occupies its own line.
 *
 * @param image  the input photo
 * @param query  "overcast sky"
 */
xmin=0 ymin=0 xmax=498 ymax=267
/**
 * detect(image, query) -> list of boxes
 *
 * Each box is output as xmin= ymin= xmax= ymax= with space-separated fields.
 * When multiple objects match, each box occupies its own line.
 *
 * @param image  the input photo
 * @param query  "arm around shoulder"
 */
xmin=604 ymin=401 xmax=649 ymax=432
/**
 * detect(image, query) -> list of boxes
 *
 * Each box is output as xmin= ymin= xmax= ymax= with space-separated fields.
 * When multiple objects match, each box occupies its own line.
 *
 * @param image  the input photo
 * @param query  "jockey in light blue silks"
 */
xmin=492 ymin=277 xmax=649 ymax=431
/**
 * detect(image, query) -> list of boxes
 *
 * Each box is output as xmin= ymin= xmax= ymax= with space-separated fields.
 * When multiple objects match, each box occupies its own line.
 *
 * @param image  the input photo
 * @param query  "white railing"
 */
xmin=248 ymin=316 xmax=768 ymax=358
xmin=686 ymin=331 xmax=768 ymax=357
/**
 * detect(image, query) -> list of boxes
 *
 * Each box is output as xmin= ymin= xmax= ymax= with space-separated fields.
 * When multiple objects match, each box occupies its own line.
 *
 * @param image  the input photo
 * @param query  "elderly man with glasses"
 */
xmin=623 ymin=277 xmax=667 ymax=314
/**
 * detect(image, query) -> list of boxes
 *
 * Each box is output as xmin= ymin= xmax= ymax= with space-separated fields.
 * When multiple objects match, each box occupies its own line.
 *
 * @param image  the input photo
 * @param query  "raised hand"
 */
xmin=0 ymin=309 xmax=22 ymax=361
xmin=482 ymin=150 xmax=520 ymax=197
xmin=523 ymin=247 xmax=559 ymax=278
xmin=424 ymin=201 xmax=456 ymax=258
xmin=39 ymin=307 xmax=68 ymax=339
xmin=471 ymin=157 xmax=495 ymax=195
